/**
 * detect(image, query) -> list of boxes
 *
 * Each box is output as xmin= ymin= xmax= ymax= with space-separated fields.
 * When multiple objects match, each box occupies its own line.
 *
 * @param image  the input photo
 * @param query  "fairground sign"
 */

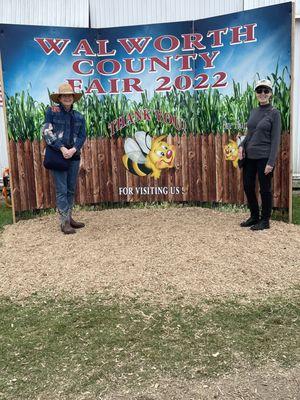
xmin=0 ymin=2 xmax=292 ymax=213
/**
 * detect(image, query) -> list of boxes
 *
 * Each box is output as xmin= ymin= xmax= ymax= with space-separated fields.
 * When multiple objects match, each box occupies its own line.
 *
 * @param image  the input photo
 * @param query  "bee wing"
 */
xmin=124 ymin=138 xmax=147 ymax=163
xmin=135 ymin=131 xmax=152 ymax=154
xmin=237 ymin=135 xmax=245 ymax=146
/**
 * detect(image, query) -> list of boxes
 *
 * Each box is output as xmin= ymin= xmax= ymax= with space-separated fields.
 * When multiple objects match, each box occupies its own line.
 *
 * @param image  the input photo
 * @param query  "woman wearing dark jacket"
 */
xmin=42 ymin=83 xmax=86 ymax=234
xmin=238 ymin=79 xmax=281 ymax=231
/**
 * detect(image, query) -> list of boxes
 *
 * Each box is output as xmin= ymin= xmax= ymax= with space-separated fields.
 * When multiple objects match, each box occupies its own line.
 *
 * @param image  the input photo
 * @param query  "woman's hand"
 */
xmin=67 ymin=147 xmax=77 ymax=157
xmin=60 ymin=147 xmax=77 ymax=159
xmin=264 ymin=164 xmax=273 ymax=175
xmin=238 ymin=147 xmax=244 ymax=160
xmin=60 ymin=147 xmax=70 ymax=159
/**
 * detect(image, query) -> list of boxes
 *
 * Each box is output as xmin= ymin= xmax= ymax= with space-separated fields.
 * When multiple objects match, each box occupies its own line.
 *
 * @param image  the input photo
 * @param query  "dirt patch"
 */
xmin=1 ymin=207 xmax=299 ymax=302
xmin=99 ymin=364 xmax=300 ymax=400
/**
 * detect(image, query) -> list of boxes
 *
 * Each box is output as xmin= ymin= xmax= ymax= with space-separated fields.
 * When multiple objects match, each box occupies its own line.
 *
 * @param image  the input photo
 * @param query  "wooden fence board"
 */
xmin=195 ymin=134 xmax=202 ymax=201
xmin=168 ymin=135 xmax=176 ymax=202
xmin=98 ymin=138 xmax=108 ymax=202
xmin=215 ymin=134 xmax=223 ymax=203
xmin=24 ymin=141 xmax=36 ymax=210
xmin=281 ymin=132 xmax=289 ymax=208
xmin=221 ymin=133 xmax=229 ymax=204
xmin=90 ymin=139 xmax=100 ymax=203
xmin=110 ymin=137 xmax=119 ymax=202
xmin=181 ymin=133 xmax=188 ymax=201
xmin=105 ymin=138 xmax=114 ymax=202
xmin=16 ymin=140 xmax=29 ymax=211
xmin=201 ymin=135 xmax=208 ymax=202
xmin=117 ymin=137 xmax=127 ymax=203
xmin=32 ymin=141 xmax=43 ymax=208
xmin=273 ymin=140 xmax=281 ymax=208
xmin=187 ymin=134 xmax=196 ymax=202
xmin=9 ymin=140 xmax=21 ymax=211
xmin=174 ymin=134 xmax=183 ymax=202
xmin=208 ymin=133 xmax=216 ymax=202
xmin=84 ymin=139 xmax=94 ymax=204
xmin=40 ymin=141 xmax=52 ymax=209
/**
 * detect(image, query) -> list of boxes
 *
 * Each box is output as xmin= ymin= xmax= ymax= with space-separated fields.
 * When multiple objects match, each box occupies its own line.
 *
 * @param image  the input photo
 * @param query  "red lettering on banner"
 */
xmin=181 ymin=33 xmax=206 ymax=50
xmin=86 ymin=79 xmax=106 ymax=94
xmin=134 ymin=110 xmax=143 ymax=120
xmin=149 ymin=56 xmax=172 ymax=73
xmin=198 ymin=51 xmax=220 ymax=69
xmin=153 ymin=35 xmax=180 ymax=52
xmin=117 ymin=37 xmax=152 ymax=54
xmin=143 ymin=109 xmax=151 ymax=121
xmin=73 ymin=60 xmax=94 ymax=75
xmin=108 ymin=120 xmax=118 ymax=135
xmin=230 ymin=23 xmax=257 ymax=45
xmin=175 ymin=54 xmax=197 ymax=71
xmin=34 ymin=38 xmax=71 ymax=55
xmin=110 ymin=78 xmax=120 ymax=94
xmin=117 ymin=116 xmax=126 ymax=131
xmin=96 ymin=59 xmax=121 ymax=75
xmin=207 ymin=28 xmax=228 ymax=47
xmin=67 ymin=79 xmax=83 ymax=91
xmin=126 ymin=113 xmax=134 ymax=124
xmin=155 ymin=110 xmax=163 ymax=121
xmin=124 ymin=57 xmax=146 ymax=73
xmin=96 ymin=39 xmax=116 ymax=56
xmin=73 ymin=39 xmax=96 ymax=56
xmin=123 ymin=78 xmax=143 ymax=93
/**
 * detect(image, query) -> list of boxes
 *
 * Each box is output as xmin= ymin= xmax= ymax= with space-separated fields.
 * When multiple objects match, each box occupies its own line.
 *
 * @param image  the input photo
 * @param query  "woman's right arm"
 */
xmin=238 ymin=110 xmax=252 ymax=159
xmin=42 ymin=108 xmax=65 ymax=152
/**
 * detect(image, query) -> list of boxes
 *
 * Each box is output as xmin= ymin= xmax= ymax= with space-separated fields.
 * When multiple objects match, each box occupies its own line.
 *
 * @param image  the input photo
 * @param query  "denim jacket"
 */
xmin=42 ymin=104 xmax=86 ymax=153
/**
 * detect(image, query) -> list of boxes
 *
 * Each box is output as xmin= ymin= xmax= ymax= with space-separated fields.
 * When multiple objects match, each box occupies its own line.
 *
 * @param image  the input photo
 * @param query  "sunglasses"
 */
xmin=255 ymin=88 xmax=271 ymax=94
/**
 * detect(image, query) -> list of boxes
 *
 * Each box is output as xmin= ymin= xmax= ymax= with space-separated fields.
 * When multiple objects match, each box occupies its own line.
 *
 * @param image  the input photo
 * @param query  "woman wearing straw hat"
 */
xmin=238 ymin=79 xmax=281 ymax=231
xmin=42 ymin=83 xmax=86 ymax=234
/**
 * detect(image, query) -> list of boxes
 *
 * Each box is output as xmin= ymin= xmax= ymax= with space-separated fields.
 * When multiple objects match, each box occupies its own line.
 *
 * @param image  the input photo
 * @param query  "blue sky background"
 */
xmin=0 ymin=2 xmax=291 ymax=104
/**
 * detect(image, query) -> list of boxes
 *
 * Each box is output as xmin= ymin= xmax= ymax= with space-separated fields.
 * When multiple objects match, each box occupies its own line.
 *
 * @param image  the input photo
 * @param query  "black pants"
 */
xmin=243 ymin=158 xmax=273 ymax=221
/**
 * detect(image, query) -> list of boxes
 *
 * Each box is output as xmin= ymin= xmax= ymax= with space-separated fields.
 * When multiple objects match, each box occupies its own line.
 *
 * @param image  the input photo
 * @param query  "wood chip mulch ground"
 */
xmin=1 ymin=207 xmax=299 ymax=303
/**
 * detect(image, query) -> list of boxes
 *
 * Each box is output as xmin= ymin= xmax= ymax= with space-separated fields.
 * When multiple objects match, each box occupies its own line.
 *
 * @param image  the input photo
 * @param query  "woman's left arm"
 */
xmin=267 ymin=110 xmax=281 ymax=168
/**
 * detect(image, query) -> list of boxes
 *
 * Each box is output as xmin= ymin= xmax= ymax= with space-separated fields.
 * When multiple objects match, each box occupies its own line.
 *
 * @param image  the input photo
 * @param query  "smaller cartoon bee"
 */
xmin=122 ymin=131 xmax=176 ymax=179
xmin=223 ymin=139 xmax=239 ymax=168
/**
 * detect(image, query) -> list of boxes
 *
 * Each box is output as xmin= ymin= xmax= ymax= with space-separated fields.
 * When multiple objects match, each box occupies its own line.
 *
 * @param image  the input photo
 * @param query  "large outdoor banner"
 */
xmin=0 ymin=2 xmax=292 ymax=212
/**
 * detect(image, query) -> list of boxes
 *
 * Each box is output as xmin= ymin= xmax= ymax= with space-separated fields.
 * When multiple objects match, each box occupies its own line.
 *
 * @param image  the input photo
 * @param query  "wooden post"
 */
xmin=0 ymin=55 xmax=16 ymax=222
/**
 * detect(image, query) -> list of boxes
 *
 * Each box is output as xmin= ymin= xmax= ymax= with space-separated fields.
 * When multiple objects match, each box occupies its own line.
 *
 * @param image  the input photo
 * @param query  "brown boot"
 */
xmin=61 ymin=221 xmax=76 ymax=234
xmin=70 ymin=217 xmax=85 ymax=229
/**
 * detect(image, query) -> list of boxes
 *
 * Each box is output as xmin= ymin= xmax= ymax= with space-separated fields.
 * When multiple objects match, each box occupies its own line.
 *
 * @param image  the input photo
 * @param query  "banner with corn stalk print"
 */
xmin=0 ymin=2 xmax=292 ymax=214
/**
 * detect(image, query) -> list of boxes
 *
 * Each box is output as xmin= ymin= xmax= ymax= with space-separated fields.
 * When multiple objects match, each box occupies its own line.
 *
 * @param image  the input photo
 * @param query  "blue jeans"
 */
xmin=51 ymin=160 xmax=80 ymax=224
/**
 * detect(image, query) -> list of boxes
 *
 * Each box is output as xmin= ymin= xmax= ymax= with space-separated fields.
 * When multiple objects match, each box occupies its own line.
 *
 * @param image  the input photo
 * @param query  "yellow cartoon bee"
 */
xmin=122 ymin=131 xmax=176 ymax=179
xmin=223 ymin=139 xmax=239 ymax=168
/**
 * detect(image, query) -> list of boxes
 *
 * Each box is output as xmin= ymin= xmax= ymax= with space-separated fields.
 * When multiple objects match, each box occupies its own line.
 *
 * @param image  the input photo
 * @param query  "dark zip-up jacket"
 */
xmin=42 ymin=104 xmax=86 ymax=154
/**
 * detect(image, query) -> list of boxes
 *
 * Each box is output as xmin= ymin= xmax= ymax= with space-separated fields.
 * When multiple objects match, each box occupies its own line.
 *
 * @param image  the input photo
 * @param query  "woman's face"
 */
xmin=59 ymin=94 xmax=74 ymax=109
xmin=255 ymin=86 xmax=272 ymax=105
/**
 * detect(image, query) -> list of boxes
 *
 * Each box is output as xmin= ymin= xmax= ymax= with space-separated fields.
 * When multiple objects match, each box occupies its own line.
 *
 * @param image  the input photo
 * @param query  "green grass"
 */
xmin=0 ymin=201 xmax=13 ymax=230
xmin=292 ymin=194 xmax=300 ymax=224
xmin=0 ymin=291 xmax=299 ymax=399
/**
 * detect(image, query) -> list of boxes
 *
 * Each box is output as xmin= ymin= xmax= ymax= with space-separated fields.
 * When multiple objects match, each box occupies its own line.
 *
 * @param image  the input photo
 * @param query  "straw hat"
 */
xmin=50 ymin=83 xmax=83 ymax=103
xmin=254 ymin=79 xmax=273 ymax=91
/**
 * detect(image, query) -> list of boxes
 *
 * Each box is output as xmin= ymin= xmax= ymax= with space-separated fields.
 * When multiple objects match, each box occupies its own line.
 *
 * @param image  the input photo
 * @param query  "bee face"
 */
xmin=223 ymin=141 xmax=238 ymax=161
xmin=149 ymin=140 xmax=175 ymax=170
